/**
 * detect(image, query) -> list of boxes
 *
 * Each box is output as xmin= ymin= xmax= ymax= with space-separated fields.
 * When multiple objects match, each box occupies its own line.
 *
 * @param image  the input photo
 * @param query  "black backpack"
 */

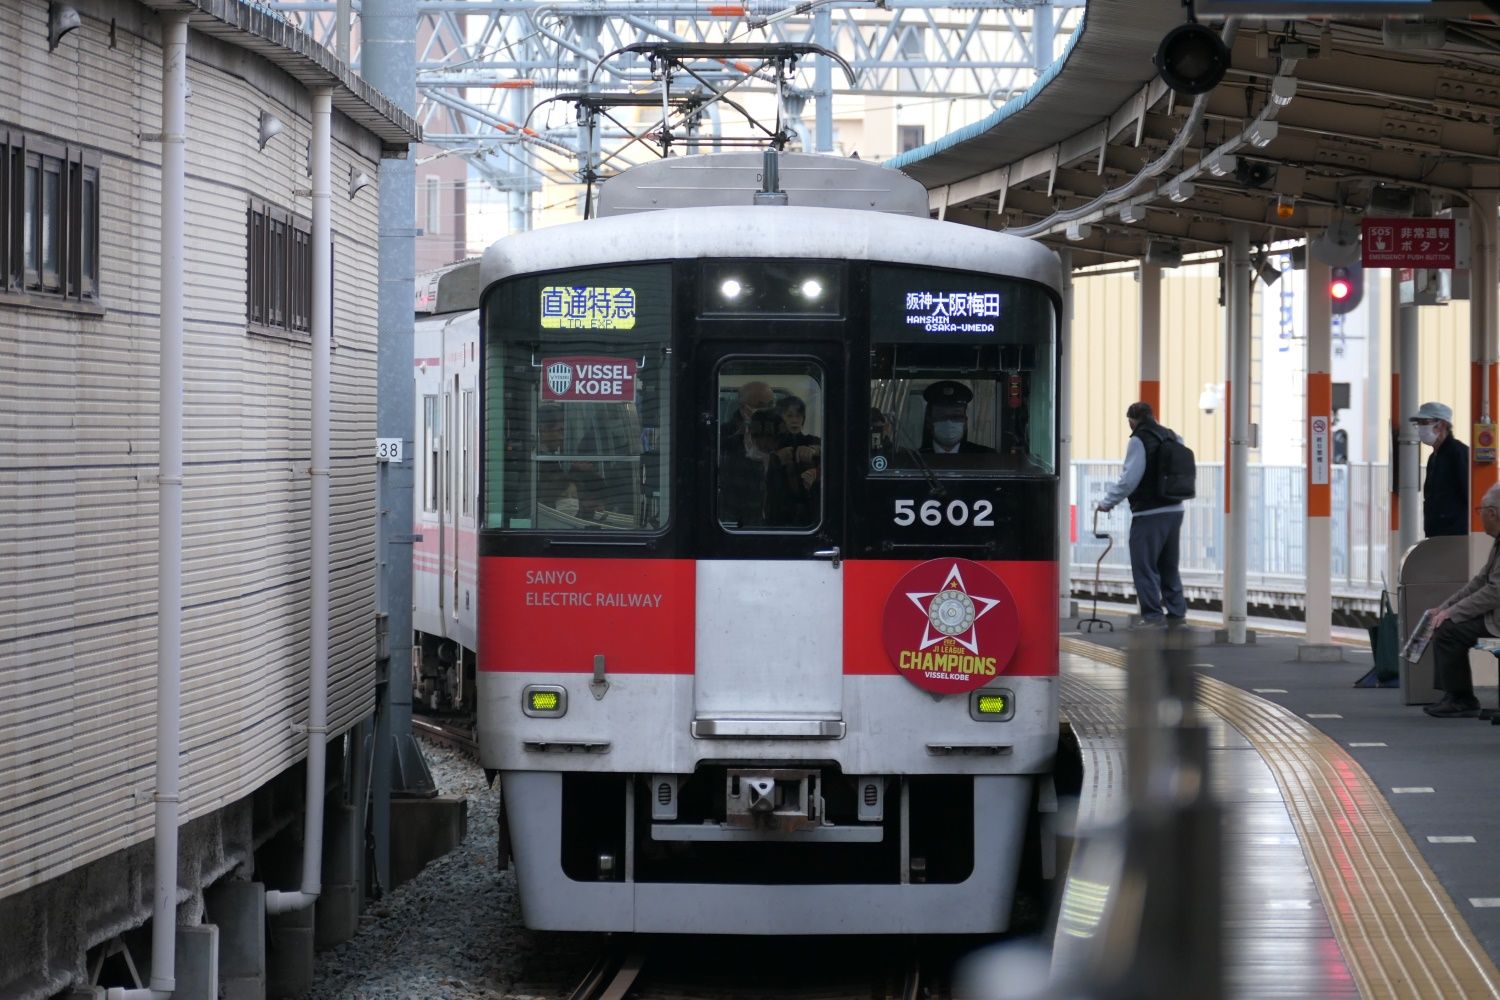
xmin=1141 ymin=424 xmax=1197 ymax=501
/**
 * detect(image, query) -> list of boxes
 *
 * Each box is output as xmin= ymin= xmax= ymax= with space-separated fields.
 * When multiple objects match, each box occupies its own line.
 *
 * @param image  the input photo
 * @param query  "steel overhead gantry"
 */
xmin=267 ymin=0 xmax=1081 ymax=212
xmin=894 ymin=3 xmax=1500 ymax=644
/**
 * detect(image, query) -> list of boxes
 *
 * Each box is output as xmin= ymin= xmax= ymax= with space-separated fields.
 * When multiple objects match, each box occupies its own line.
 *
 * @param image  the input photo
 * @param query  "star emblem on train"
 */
xmin=904 ymin=563 xmax=1001 ymax=654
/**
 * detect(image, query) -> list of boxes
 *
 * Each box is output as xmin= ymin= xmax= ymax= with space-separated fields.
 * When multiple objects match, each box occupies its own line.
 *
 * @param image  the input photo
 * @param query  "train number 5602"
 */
xmin=893 ymin=498 xmax=995 ymax=528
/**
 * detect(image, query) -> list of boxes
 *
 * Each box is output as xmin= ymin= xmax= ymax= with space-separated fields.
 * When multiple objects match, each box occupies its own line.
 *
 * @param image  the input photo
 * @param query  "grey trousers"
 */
xmin=1128 ymin=510 xmax=1186 ymax=620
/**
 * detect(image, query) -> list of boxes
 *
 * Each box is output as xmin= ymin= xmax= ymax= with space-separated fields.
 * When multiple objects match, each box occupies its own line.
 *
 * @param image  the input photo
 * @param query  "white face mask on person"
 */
xmin=1417 ymin=424 xmax=1439 ymax=446
xmin=932 ymin=420 xmax=965 ymax=447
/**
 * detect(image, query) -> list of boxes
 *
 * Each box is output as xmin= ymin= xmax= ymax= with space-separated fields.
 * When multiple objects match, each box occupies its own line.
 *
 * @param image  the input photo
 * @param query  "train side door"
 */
xmin=691 ymin=346 xmax=846 ymax=733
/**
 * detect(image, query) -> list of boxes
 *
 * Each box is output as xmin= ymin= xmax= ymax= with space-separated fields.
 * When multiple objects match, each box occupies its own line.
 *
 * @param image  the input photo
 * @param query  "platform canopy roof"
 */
xmin=890 ymin=0 xmax=1500 ymax=267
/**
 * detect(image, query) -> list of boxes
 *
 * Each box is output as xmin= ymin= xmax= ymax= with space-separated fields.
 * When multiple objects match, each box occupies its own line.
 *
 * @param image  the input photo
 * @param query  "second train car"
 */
xmin=425 ymin=151 xmax=1065 ymax=934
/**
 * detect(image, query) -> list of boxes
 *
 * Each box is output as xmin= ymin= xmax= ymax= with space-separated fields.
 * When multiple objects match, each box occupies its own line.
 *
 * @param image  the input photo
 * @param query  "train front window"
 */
xmin=715 ymin=360 xmax=825 ymax=532
xmin=482 ymin=264 xmax=672 ymax=532
xmin=868 ymin=266 xmax=1057 ymax=476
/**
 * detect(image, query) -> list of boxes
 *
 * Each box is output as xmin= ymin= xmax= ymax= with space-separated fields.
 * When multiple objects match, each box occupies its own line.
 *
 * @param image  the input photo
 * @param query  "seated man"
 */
xmin=1423 ymin=484 xmax=1500 ymax=718
xmin=919 ymin=380 xmax=994 ymax=455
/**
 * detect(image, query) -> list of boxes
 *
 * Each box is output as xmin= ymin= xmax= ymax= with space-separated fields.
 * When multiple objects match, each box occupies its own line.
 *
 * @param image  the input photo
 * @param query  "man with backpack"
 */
xmin=1096 ymin=401 xmax=1195 ymax=629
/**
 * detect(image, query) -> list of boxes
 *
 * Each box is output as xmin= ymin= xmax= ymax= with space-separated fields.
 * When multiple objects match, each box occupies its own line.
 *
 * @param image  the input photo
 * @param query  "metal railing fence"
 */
xmin=1071 ymin=462 xmax=1388 ymax=603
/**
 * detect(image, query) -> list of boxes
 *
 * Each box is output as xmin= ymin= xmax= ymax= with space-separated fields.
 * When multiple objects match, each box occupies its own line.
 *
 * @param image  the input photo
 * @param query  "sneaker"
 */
xmin=1130 ymin=617 xmax=1167 ymax=631
xmin=1424 ymin=696 xmax=1481 ymax=718
xmin=1165 ymin=615 xmax=1190 ymax=629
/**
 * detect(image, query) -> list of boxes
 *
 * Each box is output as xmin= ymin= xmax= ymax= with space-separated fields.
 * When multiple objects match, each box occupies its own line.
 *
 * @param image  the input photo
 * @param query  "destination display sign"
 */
xmin=540 ymin=285 xmax=638 ymax=330
xmin=1362 ymin=217 xmax=1456 ymax=269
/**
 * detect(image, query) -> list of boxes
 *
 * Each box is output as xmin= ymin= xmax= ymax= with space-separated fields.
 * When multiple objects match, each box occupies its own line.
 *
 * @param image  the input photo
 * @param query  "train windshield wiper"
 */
xmin=898 ymin=445 xmax=945 ymax=497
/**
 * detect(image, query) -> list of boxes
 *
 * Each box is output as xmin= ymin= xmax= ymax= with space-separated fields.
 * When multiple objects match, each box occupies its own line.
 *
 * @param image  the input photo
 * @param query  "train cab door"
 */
xmin=691 ymin=345 xmax=847 ymax=737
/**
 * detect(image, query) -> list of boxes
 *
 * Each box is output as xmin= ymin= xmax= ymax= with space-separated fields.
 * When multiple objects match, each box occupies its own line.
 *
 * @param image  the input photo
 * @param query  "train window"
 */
xmin=423 ymin=394 xmax=440 ymax=513
xmin=461 ymin=389 xmax=475 ymax=519
xmin=482 ymin=264 xmax=672 ymax=532
xmin=444 ymin=389 xmax=454 ymax=514
xmin=868 ymin=267 xmax=1057 ymax=476
xmin=716 ymin=360 xmax=824 ymax=532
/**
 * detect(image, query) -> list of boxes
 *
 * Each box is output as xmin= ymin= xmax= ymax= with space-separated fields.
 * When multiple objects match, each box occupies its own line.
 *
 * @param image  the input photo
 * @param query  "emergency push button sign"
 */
xmin=881 ymin=558 xmax=1020 ymax=694
xmin=540 ymin=357 xmax=637 ymax=402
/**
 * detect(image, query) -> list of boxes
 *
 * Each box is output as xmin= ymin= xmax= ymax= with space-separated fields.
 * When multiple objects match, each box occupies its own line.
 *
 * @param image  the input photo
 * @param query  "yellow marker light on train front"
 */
xmin=969 ymin=687 xmax=1015 ymax=722
xmin=976 ymin=694 xmax=1007 ymax=715
xmin=523 ymin=685 xmax=567 ymax=717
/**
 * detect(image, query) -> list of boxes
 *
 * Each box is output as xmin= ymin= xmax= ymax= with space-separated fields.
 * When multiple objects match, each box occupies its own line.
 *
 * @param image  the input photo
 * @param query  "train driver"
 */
xmin=920 ymin=380 xmax=994 ymax=455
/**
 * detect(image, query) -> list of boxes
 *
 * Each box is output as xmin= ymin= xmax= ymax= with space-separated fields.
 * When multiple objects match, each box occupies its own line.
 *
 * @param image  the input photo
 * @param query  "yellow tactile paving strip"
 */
xmin=1061 ymin=636 xmax=1500 ymax=1000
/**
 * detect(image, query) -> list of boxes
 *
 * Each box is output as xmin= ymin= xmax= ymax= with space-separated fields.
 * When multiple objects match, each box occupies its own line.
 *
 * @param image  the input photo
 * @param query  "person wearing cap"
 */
xmin=1411 ymin=401 xmax=1469 ymax=538
xmin=919 ymin=380 xmax=994 ymax=455
xmin=1095 ymin=402 xmax=1188 ymax=629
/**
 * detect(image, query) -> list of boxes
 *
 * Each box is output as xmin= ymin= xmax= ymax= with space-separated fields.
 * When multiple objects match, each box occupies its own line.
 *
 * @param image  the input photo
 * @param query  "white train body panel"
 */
xmin=430 ymin=153 xmax=1065 ymax=934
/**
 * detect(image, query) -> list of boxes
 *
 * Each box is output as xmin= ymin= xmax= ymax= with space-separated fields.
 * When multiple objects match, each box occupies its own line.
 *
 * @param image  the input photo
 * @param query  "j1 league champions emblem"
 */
xmin=881 ymin=558 xmax=1020 ymax=694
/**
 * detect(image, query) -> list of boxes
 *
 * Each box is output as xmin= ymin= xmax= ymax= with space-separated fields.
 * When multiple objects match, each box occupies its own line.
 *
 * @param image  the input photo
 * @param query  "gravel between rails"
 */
xmin=307 ymin=738 xmax=604 ymax=1000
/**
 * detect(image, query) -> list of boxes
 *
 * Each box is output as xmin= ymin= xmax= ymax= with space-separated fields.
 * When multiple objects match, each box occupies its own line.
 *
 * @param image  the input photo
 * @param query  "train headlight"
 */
xmin=719 ymin=278 xmax=744 ymax=300
xmin=970 ymin=688 xmax=1014 ymax=722
xmin=799 ymin=278 xmax=823 ymax=299
xmin=523 ymin=685 xmax=568 ymax=718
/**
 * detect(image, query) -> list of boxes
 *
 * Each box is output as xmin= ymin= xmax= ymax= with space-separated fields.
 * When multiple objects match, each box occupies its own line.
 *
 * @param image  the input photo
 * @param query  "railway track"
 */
xmin=564 ymin=937 xmax=939 ymax=1000
xmin=412 ymin=713 xmax=478 ymax=756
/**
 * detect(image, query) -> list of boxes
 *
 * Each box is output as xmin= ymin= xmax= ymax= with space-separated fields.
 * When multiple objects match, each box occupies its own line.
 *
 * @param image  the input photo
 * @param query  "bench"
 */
xmin=1473 ymin=639 xmax=1500 ymax=720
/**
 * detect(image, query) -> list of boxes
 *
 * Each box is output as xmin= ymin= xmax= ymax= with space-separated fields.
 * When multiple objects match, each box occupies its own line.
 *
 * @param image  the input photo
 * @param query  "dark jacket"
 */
xmin=1424 ymin=434 xmax=1469 ymax=538
xmin=1127 ymin=418 xmax=1177 ymax=514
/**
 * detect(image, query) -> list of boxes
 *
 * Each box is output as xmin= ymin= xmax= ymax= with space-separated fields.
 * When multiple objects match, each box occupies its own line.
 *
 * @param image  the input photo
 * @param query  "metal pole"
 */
xmin=363 ymin=0 xmax=421 ymax=891
xmin=336 ymin=0 xmax=351 ymax=64
xmin=511 ymin=84 xmax=533 ymax=232
xmin=146 ymin=14 xmax=189 ymax=995
xmin=1470 ymin=191 xmax=1498 ymax=572
xmin=1139 ymin=263 xmax=1161 ymax=417
xmin=1224 ymin=227 xmax=1251 ymax=644
xmin=1058 ymin=249 xmax=1074 ymax=620
xmin=1398 ymin=286 xmax=1421 ymax=565
xmin=1033 ymin=3 xmax=1054 ymax=72
xmin=1302 ymin=254 xmax=1335 ymax=655
xmin=814 ymin=8 xmax=833 ymax=152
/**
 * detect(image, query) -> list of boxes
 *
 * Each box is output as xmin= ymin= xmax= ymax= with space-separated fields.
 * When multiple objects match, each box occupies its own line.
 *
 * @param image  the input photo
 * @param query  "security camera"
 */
xmin=1198 ymin=382 xmax=1223 ymax=415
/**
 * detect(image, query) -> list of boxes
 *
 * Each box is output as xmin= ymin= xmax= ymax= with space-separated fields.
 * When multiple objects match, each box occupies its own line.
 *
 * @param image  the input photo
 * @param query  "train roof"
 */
xmin=481 ymin=204 xmax=1063 ymax=297
xmin=416 ymin=257 xmax=484 ymax=315
xmin=594 ymin=151 xmax=928 ymax=218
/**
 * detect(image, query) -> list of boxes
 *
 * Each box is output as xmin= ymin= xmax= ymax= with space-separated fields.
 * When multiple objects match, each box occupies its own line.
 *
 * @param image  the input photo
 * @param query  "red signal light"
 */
xmin=1330 ymin=269 xmax=1352 ymax=301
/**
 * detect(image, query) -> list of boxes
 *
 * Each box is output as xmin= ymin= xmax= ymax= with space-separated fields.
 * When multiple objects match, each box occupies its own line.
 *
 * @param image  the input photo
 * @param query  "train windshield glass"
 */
xmin=715 ymin=360 xmax=825 ymax=532
xmin=868 ymin=266 xmax=1057 ymax=476
xmin=482 ymin=264 xmax=672 ymax=532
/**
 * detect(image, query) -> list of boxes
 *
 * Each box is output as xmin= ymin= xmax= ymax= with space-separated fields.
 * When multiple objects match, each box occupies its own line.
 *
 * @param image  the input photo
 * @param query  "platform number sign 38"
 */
xmin=893 ymin=498 xmax=995 ymax=528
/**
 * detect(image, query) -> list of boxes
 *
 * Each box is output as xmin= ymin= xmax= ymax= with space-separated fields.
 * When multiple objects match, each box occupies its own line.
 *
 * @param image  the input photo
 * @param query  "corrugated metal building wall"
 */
xmin=0 ymin=0 xmax=380 ymax=901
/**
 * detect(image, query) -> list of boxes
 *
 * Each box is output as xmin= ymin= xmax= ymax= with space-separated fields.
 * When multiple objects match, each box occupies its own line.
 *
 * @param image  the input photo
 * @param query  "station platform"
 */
xmin=1060 ymin=611 xmax=1500 ymax=998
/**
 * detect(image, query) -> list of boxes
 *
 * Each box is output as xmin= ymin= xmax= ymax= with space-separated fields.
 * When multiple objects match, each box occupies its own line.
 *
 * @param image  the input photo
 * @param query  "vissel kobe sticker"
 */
xmin=882 ymin=559 xmax=1020 ymax=694
xmin=540 ymin=356 xmax=637 ymax=403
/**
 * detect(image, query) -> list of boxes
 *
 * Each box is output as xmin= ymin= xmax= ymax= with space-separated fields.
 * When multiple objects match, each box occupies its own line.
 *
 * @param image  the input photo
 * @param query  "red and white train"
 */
xmin=414 ymin=151 xmax=1063 ymax=935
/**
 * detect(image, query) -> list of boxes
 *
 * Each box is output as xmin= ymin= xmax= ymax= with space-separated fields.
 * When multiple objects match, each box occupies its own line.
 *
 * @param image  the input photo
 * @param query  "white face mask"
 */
xmin=1417 ymin=424 xmax=1439 ymax=446
xmin=932 ymin=419 xmax=965 ymax=447
xmin=555 ymin=496 xmax=580 ymax=517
